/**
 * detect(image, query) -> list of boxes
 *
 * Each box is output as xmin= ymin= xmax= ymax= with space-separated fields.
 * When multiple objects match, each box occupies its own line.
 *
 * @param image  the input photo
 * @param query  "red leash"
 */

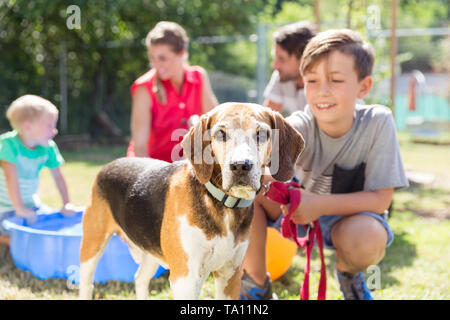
xmin=265 ymin=181 xmax=327 ymax=300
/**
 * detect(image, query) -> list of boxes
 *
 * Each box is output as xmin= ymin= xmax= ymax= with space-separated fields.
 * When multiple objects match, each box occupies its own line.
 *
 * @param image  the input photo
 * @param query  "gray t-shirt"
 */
xmin=286 ymin=104 xmax=409 ymax=195
xmin=263 ymin=70 xmax=307 ymax=117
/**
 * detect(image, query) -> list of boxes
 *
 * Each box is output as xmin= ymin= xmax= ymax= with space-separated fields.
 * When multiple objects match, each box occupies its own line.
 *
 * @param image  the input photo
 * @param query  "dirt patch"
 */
xmin=414 ymin=208 xmax=450 ymax=221
xmin=432 ymin=174 xmax=450 ymax=189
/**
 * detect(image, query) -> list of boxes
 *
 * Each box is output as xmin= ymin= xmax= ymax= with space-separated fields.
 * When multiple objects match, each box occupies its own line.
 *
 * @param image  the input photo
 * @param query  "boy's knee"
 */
xmin=332 ymin=215 xmax=387 ymax=270
xmin=332 ymin=215 xmax=388 ymax=245
xmin=336 ymin=244 xmax=385 ymax=273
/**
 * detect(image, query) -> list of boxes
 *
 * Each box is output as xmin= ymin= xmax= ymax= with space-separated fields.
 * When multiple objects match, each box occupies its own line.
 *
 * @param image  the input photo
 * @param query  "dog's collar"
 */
xmin=204 ymin=181 xmax=254 ymax=209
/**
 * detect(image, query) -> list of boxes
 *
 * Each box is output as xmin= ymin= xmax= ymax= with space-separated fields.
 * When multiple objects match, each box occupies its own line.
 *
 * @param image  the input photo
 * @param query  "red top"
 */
xmin=127 ymin=65 xmax=203 ymax=162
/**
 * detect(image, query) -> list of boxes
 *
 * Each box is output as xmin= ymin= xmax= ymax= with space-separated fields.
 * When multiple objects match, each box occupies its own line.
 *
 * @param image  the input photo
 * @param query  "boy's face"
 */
xmin=271 ymin=44 xmax=301 ymax=82
xmin=28 ymin=113 xmax=59 ymax=146
xmin=303 ymin=50 xmax=372 ymax=135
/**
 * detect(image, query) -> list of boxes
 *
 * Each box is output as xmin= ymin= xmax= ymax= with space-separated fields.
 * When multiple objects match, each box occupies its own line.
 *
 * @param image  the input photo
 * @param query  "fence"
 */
xmin=1 ymin=20 xmax=449 ymax=138
xmin=0 ymin=26 xmax=269 ymax=137
xmin=367 ymin=30 xmax=450 ymax=135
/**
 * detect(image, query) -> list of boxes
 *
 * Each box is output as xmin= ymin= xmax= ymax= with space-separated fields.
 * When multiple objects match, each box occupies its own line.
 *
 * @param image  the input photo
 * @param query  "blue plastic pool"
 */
xmin=2 ymin=209 xmax=167 ymax=283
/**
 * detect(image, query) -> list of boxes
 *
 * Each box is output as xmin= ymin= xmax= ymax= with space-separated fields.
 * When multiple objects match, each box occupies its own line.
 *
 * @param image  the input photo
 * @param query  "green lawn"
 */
xmin=0 ymin=135 xmax=449 ymax=300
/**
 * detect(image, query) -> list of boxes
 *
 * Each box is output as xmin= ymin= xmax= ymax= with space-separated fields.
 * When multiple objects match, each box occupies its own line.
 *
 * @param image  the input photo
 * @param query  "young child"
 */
xmin=0 ymin=95 xmax=77 ymax=247
xmin=240 ymin=29 xmax=409 ymax=300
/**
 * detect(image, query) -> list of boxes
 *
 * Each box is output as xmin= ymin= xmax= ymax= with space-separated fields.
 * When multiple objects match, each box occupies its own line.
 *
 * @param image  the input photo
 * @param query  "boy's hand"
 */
xmin=60 ymin=202 xmax=78 ymax=217
xmin=15 ymin=207 xmax=37 ymax=225
xmin=280 ymin=189 xmax=322 ymax=225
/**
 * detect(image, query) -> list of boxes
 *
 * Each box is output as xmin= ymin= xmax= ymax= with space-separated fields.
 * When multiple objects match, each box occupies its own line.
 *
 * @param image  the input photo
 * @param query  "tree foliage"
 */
xmin=0 ymin=0 xmax=266 ymax=134
xmin=0 ymin=0 xmax=448 ymax=135
xmin=266 ymin=0 xmax=449 ymax=73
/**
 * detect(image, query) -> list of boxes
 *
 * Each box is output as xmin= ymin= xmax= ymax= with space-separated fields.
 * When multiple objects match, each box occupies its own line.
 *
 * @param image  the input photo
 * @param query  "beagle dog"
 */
xmin=79 ymin=102 xmax=304 ymax=300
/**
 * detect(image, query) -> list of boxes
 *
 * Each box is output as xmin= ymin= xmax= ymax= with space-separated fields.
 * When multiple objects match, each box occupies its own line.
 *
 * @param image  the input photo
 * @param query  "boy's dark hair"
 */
xmin=300 ymin=29 xmax=375 ymax=80
xmin=273 ymin=21 xmax=316 ymax=59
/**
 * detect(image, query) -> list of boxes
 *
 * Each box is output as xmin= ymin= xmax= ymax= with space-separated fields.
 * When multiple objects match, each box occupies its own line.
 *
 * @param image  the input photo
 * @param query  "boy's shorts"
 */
xmin=268 ymin=211 xmax=394 ymax=250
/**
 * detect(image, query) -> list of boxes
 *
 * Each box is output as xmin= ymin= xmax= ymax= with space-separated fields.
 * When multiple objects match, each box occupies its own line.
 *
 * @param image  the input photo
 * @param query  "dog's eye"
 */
xmin=256 ymin=130 xmax=269 ymax=144
xmin=214 ymin=129 xmax=228 ymax=142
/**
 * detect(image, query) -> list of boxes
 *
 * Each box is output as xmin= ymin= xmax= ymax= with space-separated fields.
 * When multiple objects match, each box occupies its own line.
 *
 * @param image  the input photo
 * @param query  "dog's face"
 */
xmin=181 ymin=103 xmax=305 ymax=200
xmin=209 ymin=104 xmax=273 ymax=199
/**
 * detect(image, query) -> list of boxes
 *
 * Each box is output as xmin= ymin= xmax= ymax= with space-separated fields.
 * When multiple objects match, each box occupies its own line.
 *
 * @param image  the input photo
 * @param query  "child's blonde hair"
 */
xmin=6 ymin=94 xmax=58 ymax=130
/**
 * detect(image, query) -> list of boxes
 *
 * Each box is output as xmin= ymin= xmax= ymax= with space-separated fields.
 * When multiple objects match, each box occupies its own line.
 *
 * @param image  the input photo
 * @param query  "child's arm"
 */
xmin=1 ymin=160 xmax=36 ymax=223
xmin=282 ymin=187 xmax=393 ymax=225
xmin=50 ymin=167 xmax=77 ymax=216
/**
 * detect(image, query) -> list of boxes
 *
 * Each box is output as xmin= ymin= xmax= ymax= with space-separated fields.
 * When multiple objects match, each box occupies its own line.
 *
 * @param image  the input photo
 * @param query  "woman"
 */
xmin=127 ymin=21 xmax=218 ymax=162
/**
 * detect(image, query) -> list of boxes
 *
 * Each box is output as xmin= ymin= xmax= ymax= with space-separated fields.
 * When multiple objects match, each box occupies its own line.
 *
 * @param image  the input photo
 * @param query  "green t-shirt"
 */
xmin=0 ymin=130 xmax=65 ymax=212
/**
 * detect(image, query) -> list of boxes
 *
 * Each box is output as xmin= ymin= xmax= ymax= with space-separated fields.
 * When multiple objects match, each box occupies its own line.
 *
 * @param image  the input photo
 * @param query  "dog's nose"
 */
xmin=230 ymin=160 xmax=253 ymax=174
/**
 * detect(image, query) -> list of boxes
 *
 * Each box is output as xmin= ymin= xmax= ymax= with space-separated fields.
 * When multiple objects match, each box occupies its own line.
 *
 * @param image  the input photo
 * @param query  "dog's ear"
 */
xmin=267 ymin=110 xmax=305 ymax=182
xmin=181 ymin=114 xmax=214 ymax=184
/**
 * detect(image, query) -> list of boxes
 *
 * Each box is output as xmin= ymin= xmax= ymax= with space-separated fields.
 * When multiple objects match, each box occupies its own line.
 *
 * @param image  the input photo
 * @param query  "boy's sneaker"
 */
xmin=336 ymin=270 xmax=374 ymax=300
xmin=239 ymin=272 xmax=277 ymax=300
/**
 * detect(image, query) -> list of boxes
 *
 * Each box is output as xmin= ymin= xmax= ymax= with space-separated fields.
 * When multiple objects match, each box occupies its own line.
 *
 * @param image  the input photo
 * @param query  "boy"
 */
xmin=240 ymin=29 xmax=409 ymax=300
xmin=0 ymin=95 xmax=77 ymax=247
xmin=264 ymin=21 xmax=316 ymax=116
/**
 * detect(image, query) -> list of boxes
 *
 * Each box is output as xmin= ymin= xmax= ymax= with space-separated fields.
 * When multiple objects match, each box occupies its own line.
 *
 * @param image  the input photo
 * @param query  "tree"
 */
xmin=0 ymin=0 xmax=267 ymax=135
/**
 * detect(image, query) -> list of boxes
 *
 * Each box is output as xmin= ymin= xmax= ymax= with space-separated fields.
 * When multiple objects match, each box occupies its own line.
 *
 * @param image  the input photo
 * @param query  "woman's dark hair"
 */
xmin=145 ymin=21 xmax=189 ymax=53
